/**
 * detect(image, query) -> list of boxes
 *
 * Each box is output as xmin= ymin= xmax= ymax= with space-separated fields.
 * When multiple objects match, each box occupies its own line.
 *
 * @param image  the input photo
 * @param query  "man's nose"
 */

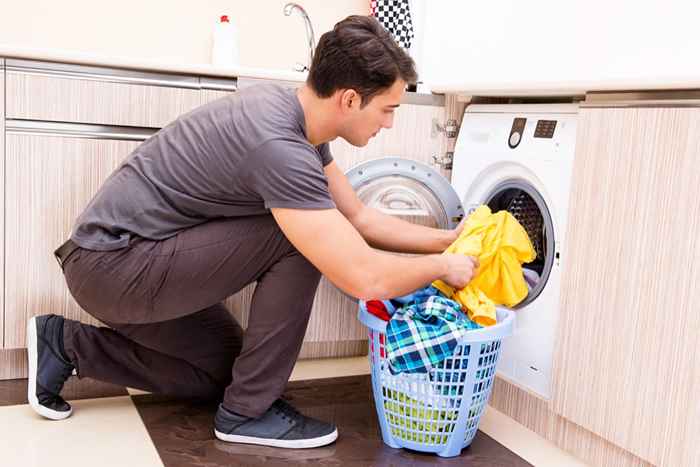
xmin=383 ymin=114 xmax=394 ymax=129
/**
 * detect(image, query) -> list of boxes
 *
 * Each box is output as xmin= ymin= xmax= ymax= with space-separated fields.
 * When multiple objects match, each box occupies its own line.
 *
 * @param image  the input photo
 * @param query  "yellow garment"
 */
xmin=432 ymin=205 xmax=536 ymax=327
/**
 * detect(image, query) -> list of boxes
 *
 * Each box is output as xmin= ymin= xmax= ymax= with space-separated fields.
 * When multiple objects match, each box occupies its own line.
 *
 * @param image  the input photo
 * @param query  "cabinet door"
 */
xmin=552 ymin=107 xmax=700 ymax=466
xmin=4 ymin=134 xmax=140 ymax=348
xmin=0 ymin=63 xmax=5 ymax=347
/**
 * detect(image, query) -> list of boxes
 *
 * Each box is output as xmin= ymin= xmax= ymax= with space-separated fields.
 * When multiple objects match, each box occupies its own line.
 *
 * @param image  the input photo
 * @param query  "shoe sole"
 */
xmin=26 ymin=316 xmax=72 ymax=421
xmin=214 ymin=427 xmax=338 ymax=449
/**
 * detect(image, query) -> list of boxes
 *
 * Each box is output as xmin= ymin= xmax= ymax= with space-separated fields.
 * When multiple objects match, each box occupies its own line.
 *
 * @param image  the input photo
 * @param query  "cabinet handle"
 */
xmin=6 ymin=119 xmax=158 ymax=141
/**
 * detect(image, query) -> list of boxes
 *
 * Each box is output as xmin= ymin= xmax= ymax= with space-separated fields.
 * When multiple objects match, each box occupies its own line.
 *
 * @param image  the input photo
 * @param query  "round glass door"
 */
xmin=356 ymin=176 xmax=448 ymax=228
xmin=346 ymin=157 xmax=463 ymax=230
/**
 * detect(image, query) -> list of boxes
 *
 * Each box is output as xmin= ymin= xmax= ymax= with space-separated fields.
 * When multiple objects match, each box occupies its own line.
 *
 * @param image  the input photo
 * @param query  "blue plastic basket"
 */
xmin=358 ymin=301 xmax=514 ymax=457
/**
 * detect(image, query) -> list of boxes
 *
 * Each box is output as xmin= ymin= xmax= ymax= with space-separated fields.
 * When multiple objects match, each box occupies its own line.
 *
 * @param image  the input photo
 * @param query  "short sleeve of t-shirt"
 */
xmin=247 ymin=139 xmax=336 ymax=210
xmin=318 ymin=142 xmax=333 ymax=166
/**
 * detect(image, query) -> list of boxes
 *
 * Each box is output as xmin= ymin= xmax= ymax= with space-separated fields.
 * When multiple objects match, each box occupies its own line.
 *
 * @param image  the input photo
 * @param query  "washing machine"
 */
xmin=346 ymin=103 xmax=578 ymax=400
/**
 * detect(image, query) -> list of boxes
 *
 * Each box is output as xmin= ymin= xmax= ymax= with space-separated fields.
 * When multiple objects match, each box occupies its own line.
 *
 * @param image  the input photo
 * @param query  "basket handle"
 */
xmin=358 ymin=302 xmax=515 ymax=342
xmin=456 ymin=306 xmax=515 ymax=343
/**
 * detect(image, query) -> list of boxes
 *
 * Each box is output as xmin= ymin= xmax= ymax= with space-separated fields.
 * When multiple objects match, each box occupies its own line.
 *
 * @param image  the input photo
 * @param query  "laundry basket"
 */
xmin=358 ymin=301 xmax=514 ymax=458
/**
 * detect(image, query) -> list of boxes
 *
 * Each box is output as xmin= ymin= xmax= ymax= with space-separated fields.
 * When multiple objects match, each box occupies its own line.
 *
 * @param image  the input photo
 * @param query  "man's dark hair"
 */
xmin=307 ymin=15 xmax=417 ymax=107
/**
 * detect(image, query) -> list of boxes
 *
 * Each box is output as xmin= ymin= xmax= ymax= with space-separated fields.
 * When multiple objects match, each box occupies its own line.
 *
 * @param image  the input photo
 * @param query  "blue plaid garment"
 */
xmin=385 ymin=286 xmax=481 ymax=375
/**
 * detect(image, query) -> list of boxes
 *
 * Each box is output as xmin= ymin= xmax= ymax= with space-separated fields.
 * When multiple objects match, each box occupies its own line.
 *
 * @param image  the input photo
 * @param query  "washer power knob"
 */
xmin=508 ymin=117 xmax=527 ymax=149
xmin=509 ymin=131 xmax=522 ymax=147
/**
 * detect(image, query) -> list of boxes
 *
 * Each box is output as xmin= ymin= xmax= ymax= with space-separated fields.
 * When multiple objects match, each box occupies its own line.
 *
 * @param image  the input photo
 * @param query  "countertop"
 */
xmin=428 ymin=76 xmax=700 ymax=98
xmin=0 ymin=44 xmax=307 ymax=83
xmin=0 ymin=44 xmax=446 ymax=106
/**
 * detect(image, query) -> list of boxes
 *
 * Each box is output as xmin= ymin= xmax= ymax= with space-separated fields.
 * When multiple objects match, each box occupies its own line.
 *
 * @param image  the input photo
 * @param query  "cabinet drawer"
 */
xmin=6 ymin=59 xmax=203 ymax=128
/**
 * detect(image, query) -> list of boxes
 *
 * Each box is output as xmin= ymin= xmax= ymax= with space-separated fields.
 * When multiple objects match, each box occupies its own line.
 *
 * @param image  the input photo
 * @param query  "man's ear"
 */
xmin=339 ymin=89 xmax=360 ymax=111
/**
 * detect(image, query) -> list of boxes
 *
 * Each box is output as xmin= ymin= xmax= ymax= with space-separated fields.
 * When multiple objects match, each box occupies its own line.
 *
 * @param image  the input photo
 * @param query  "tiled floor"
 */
xmin=0 ymin=358 xmax=588 ymax=467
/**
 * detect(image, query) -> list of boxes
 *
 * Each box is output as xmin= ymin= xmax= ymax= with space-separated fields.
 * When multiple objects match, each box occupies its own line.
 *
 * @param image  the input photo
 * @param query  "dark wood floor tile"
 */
xmin=133 ymin=375 xmax=532 ymax=467
xmin=0 ymin=377 xmax=128 ymax=406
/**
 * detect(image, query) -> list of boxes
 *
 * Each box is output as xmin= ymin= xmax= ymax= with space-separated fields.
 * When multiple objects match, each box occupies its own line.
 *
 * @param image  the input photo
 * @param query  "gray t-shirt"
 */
xmin=71 ymin=84 xmax=335 ymax=251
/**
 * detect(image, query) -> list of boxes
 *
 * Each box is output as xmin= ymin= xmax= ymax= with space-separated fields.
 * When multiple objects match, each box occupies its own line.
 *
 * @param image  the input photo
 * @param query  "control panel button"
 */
xmin=509 ymin=132 xmax=521 ymax=147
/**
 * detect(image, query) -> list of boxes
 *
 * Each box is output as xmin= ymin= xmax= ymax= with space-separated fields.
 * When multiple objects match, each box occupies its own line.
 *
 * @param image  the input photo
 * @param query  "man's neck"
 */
xmin=296 ymin=85 xmax=338 ymax=146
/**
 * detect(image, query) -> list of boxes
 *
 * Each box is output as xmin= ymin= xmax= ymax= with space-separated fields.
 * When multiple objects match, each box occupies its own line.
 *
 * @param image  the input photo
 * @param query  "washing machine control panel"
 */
xmin=534 ymin=119 xmax=557 ymax=138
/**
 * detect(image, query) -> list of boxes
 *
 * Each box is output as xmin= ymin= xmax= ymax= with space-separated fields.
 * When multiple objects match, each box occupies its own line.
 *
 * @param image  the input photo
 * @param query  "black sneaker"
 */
xmin=214 ymin=399 xmax=338 ymax=449
xmin=27 ymin=314 xmax=75 ymax=420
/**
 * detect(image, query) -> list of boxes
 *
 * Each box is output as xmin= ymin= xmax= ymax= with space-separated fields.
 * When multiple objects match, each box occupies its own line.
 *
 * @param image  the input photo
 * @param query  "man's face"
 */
xmin=341 ymin=79 xmax=405 ymax=147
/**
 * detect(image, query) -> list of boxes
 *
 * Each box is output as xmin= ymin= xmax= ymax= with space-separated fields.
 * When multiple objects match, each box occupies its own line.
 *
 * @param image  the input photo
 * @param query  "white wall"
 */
xmin=0 ymin=0 xmax=369 ymax=69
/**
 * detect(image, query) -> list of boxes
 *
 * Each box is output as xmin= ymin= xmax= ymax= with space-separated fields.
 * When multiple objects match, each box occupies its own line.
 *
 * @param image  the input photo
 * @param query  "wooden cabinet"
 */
xmin=3 ymin=132 xmax=142 ymax=348
xmin=550 ymin=106 xmax=700 ymax=466
xmin=0 ymin=60 xmax=5 ymax=348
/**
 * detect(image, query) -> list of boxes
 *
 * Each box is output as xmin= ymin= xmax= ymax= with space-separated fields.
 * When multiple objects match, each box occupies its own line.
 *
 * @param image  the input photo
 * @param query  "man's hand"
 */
xmin=447 ymin=216 xmax=467 ymax=245
xmin=440 ymin=253 xmax=479 ymax=289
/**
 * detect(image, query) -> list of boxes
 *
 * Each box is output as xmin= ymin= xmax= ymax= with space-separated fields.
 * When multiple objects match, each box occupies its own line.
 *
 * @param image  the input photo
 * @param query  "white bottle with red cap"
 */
xmin=211 ymin=15 xmax=240 ymax=68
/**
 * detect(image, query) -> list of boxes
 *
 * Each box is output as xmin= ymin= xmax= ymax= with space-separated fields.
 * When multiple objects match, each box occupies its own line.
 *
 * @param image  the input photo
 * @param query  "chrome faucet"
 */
xmin=283 ymin=2 xmax=316 ymax=72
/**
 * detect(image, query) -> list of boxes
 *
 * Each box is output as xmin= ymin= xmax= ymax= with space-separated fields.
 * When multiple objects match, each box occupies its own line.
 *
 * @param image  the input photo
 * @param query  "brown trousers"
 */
xmin=61 ymin=215 xmax=321 ymax=417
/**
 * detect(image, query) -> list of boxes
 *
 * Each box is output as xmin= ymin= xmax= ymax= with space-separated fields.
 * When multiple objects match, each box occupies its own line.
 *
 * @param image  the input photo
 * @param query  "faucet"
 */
xmin=283 ymin=2 xmax=316 ymax=72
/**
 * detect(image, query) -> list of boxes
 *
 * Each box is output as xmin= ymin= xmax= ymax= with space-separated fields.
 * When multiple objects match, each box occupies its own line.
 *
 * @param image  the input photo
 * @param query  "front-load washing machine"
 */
xmin=346 ymin=103 xmax=578 ymax=399
xmin=451 ymin=104 xmax=578 ymax=399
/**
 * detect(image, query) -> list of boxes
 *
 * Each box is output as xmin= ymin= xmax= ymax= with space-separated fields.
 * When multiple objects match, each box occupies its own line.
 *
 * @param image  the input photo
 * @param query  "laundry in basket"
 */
xmin=384 ymin=286 xmax=481 ymax=375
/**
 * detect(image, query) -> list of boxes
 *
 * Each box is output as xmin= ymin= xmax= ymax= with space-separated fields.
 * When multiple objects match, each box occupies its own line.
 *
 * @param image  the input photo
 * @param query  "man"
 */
xmin=26 ymin=15 xmax=477 ymax=449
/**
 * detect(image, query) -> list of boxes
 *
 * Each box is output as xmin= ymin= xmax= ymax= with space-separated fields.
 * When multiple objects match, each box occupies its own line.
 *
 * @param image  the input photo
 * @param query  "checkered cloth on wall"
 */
xmin=370 ymin=0 xmax=415 ymax=49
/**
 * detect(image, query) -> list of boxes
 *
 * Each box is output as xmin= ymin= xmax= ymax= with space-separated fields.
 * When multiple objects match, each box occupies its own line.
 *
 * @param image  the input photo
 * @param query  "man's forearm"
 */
xmin=352 ymin=205 xmax=455 ymax=254
xmin=363 ymin=252 xmax=448 ymax=299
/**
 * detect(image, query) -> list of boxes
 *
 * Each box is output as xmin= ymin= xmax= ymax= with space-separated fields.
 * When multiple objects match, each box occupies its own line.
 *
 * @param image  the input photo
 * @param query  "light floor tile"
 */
xmin=289 ymin=356 xmax=370 ymax=381
xmin=126 ymin=387 xmax=150 ymax=395
xmin=479 ymin=405 xmax=589 ymax=467
xmin=0 ymin=396 xmax=163 ymax=467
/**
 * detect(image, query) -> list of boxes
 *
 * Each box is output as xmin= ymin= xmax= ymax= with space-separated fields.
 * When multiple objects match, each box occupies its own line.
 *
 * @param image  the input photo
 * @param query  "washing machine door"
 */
xmin=345 ymin=157 xmax=464 ymax=231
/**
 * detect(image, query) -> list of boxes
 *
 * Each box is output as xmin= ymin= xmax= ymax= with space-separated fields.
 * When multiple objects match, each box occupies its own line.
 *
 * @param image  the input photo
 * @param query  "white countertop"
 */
xmin=0 ymin=44 xmax=307 ymax=83
xmin=428 ymin=75 xmax=700 ymax=98
xmin=4 ymin=44 xmax=699 ymax=98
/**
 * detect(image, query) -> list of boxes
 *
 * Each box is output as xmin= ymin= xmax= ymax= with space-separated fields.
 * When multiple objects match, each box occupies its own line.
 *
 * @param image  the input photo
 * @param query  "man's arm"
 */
xmin=271 ymin=207 xmax=474 ymax=300
xmin=324 ymin=161 xmax=457 ymax=254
